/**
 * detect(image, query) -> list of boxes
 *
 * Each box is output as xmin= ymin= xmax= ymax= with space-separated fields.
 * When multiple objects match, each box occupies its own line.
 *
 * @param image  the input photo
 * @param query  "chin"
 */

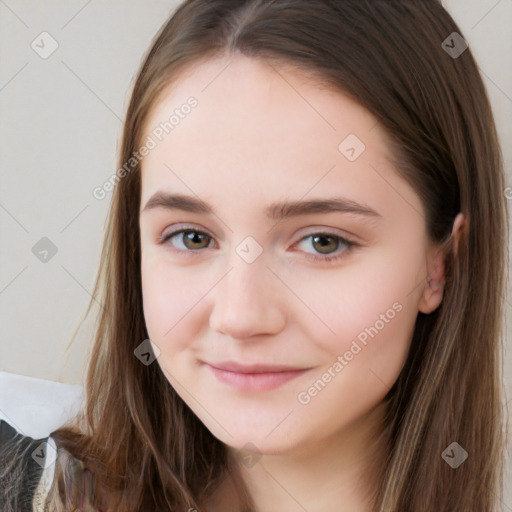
xmin=193 ymin=404 xmax=308 ymax=456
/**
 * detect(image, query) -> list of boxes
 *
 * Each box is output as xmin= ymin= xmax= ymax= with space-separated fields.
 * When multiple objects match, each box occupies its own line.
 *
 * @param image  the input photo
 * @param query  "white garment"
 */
xmin=0 ymin=370 xmax=85 ymax=439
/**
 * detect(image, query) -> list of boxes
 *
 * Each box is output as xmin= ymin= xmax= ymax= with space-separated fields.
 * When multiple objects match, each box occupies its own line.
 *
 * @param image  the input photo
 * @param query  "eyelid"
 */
xmin=158 ymin=223 xmax=362 ymax=262
xmin=159 ymin=223 xmax=216 ymax=245
xmin=295 ymin=226 xmax=359 ymax=244
xmin=159 ymin=223 xmax=360 ymax=244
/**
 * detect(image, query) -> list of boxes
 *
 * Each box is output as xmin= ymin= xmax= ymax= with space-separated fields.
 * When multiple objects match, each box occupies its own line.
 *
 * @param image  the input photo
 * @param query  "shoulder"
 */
xmin=0 ymin=419 xmax=55 ymax=512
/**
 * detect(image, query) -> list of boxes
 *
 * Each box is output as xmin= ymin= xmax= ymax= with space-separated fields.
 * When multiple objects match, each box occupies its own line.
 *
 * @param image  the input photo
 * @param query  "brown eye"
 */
xmin=295 ymin=232 xmax=356 ymax=264
xmin=161 ymin=229 xmax=213 ymax=251
xmin=310 ymin=234 xmax=340 ymax=254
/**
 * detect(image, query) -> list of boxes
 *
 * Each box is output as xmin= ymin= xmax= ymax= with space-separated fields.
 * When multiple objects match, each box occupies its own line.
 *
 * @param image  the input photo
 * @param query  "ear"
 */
xmin=418 ymin=213 xmax=465 ymax=314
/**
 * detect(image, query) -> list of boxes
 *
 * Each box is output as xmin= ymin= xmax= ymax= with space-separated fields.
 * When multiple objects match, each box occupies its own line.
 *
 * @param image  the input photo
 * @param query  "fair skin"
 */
xmin=138 ymin=54 xmax=464 ymax=512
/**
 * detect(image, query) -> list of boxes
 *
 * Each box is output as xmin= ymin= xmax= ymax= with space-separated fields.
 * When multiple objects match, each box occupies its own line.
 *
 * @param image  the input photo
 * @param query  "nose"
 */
xmin=209 ymin=254 xmax=287 ymax=340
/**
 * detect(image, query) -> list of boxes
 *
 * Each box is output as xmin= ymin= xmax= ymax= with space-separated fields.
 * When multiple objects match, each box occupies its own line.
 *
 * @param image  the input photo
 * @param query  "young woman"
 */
xmin=1 ymin=0 xmax=509 ymax=510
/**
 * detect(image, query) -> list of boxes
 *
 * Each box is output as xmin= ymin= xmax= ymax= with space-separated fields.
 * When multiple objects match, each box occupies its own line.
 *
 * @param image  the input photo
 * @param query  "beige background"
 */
xmin=0 ymin=0 xmax=510 ymax=506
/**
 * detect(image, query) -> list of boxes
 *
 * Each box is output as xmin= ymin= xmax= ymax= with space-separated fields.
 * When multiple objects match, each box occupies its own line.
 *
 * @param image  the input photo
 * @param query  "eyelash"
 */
xmin=158 ymin=226 xmax=358 ymax=264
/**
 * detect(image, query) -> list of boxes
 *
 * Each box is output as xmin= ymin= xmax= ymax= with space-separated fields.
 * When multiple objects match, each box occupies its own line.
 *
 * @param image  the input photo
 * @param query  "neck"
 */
xmin=210 ymin=401 xmax=390 ymax=512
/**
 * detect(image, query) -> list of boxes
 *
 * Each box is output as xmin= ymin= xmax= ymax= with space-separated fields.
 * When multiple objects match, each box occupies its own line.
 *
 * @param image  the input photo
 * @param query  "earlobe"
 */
xmin=418 ymin=212 xmax=466 ymax=315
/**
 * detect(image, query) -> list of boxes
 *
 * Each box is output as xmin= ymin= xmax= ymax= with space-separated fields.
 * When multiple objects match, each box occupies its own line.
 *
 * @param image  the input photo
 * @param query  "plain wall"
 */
xmin=1 ymin=0 xmax=511 ymax=506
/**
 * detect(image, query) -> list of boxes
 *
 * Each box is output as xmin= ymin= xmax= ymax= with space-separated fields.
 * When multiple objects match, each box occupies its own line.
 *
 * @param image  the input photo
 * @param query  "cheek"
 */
xmin=293 ymin=254 xmax=420 ymax=419
xmin=141 ymin=252 xmax=208 ymax=355
xmin=301 ymin=243 xmax=422 ymax=370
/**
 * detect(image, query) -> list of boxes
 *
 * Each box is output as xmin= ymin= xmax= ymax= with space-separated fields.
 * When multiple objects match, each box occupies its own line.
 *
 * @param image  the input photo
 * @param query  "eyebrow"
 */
xmin=140 ymin=192 xmax=382 ymax=222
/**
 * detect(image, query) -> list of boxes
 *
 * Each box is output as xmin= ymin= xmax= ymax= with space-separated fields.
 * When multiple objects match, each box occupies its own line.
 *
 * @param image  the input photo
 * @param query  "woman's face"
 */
xmin=139 ymin=55 xmax=443 ymax=454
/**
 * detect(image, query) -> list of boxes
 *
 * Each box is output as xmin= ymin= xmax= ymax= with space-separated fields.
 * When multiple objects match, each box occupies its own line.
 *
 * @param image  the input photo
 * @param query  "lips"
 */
xmin=203 ymin=360 xmax=310 ymax=392
xmin=206 ymin=361 xmax=307 ymax=373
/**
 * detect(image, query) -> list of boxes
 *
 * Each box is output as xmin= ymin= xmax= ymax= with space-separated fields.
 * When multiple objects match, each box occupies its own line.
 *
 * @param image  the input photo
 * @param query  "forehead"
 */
xmin=139 ymin=54 xmax=423 ymax=222
xmin=142 ymin=53 xmax=380 ymax=148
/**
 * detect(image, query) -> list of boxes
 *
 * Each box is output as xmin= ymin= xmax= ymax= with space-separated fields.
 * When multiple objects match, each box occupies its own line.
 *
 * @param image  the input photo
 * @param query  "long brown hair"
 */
xmin=36 ymin=0 xmax=510 ymax=510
